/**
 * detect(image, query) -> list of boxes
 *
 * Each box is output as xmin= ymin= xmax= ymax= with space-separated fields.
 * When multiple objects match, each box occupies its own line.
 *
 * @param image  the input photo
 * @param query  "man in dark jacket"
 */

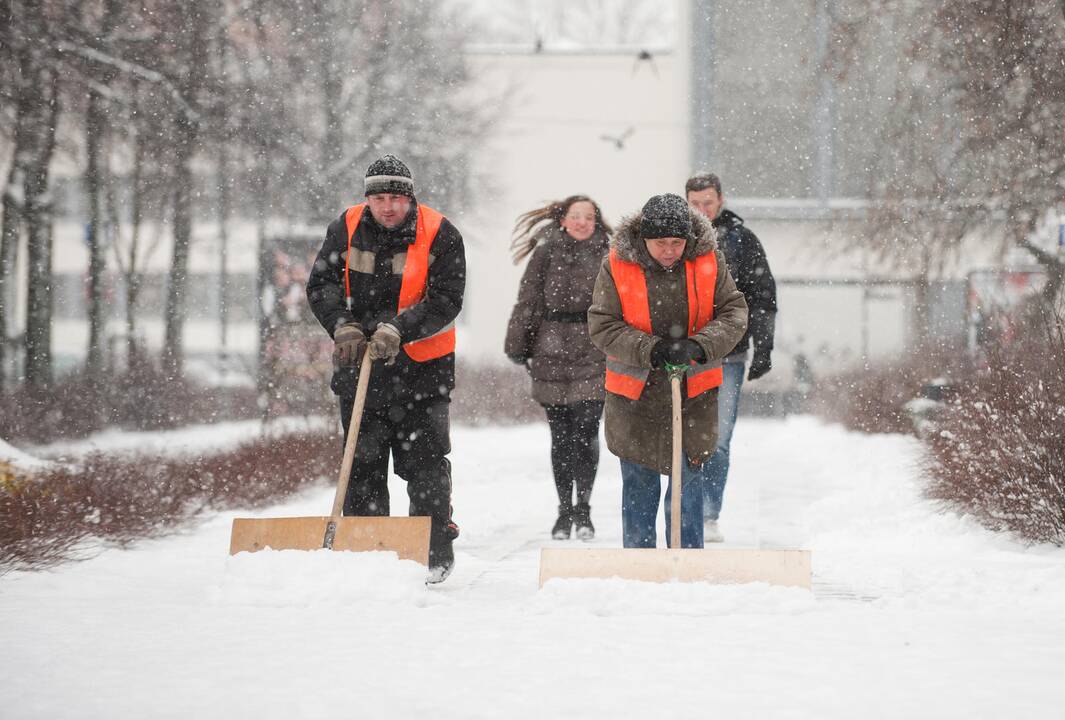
xmin=686 ymin=172 xmax=778 ymax=542
xmin=306 ymin=154 xmax=465 ymax=583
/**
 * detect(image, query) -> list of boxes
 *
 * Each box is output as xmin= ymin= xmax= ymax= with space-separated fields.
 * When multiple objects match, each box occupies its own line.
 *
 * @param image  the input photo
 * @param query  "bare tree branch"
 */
xmin=55 ymin=41 xmax=200 ymax=122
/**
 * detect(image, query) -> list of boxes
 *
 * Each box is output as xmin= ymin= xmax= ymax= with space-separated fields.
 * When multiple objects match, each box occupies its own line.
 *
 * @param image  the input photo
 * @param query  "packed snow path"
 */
xmin=4 ymin=417 xmax=1064 ymax=719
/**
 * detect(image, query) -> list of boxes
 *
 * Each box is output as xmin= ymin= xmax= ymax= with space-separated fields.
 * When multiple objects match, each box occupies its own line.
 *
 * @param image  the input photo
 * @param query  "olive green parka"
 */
xmin=587 ymin=208 xmax=748 ymax=474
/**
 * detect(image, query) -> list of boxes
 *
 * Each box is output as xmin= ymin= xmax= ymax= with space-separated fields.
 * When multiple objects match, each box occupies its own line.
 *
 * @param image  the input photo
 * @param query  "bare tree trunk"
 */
xmin=217 ymin=141 xmax=230 ymax=366
xmin=83 ymin=0 xmax=121 ymax=377
xmin=109 ymin=84 xmax=151 ymax=372
xmin=21 ymin=55 xmax=61 ymax=389
xmin=0 ymin=0 xmax=16 ymax=386
xmin=311 ymin=0 xmax=342 ymax=219
xmin=255 ymin=152 xmax=273 ymax=401
xmin=124 ymin=110 xmax=145 ymax=370
xmin=106 ymin=140 xmax=143 ymax=373
xmin=163 ymin=134 xmax=194 ymax=380
xmin=1018 ymin=234 xmax=1065 ymax=341
xmin=216 ymin=22 xmax=231 ymax=371
xmin=0 ymin=149 xmax=22 ymax=387
xmin=161 ymin=5 xmax=209 ymax=380
xmin=910 ymin=242 xmax=933 ymax=353
xmin=85 ymin=90 xmax=107 ymax=376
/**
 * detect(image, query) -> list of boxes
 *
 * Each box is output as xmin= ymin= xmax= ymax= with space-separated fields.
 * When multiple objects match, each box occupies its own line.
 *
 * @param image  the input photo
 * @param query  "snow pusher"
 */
xmin=538 ymin=367 xmax=810 ymax=588
xmin=229 ymin=346 xmax=430 ymax=564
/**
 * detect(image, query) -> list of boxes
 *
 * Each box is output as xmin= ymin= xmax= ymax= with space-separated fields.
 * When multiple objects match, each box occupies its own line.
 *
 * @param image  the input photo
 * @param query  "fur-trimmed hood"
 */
xmin=609 ymin=206 xmax=719 ymax=269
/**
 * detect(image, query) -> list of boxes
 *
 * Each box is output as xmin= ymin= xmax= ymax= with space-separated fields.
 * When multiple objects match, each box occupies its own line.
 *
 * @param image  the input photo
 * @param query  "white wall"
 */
xmin=458 ymin=44 xmax=689 ymax=361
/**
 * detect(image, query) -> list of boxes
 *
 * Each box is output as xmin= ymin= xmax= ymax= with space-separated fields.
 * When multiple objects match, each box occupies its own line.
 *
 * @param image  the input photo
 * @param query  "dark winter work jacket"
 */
xmin=712 ymin=209 xmax=776 ymax=360
xmin=504 ymin=226 xmax=608 ymax=406
xmin=588 ymin=209 xmax=747 ymax=475
xmin=306 ymin=200 xmax=466 ymax=408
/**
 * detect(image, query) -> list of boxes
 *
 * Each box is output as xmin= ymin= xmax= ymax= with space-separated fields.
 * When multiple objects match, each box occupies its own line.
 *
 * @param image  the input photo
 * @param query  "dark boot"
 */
xmin=427 ymin=515 xmax=459 ymax=584
xmin=427 ymin=540 xmax=454 ymax=584
xmin=551 ymin=505 xmax=573 ymax=540
xmin=573 ymin=503 xmax=594 ymax=541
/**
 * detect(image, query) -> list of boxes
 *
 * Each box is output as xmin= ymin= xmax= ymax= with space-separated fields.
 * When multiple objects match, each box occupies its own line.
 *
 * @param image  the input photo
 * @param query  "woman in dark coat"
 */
xmin=505 ymin=196 xmax=612 ymax=540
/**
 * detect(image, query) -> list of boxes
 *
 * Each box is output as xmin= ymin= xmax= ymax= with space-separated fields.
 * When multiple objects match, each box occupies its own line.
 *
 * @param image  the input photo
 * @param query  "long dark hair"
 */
xmin=510 ymin=195 xmax=612 ymax=264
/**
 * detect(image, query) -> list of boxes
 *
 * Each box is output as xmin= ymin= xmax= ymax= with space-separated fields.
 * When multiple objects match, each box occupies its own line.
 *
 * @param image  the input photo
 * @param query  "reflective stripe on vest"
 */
xmin=343 ymin=204 xmax=456 ymax=362
xmin=605 ymin=249 xmax=722 ymax=400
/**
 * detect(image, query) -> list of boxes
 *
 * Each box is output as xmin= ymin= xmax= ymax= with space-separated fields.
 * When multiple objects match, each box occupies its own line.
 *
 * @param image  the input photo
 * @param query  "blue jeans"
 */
xmin=621 ymin=459 xmax=705 ymax=548
xmin=702 ymin=360 xmax=745 ymax=521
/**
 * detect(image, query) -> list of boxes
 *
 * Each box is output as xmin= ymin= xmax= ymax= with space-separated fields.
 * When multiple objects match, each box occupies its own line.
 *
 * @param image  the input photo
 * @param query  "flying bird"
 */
xmin=632 ymin=49 xmax=659 ymax=77
xmin=600 ymin=127 xmax=635 ymax=150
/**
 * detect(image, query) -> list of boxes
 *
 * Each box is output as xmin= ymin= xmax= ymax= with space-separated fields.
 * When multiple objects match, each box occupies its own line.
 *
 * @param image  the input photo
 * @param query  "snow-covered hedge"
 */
xmin=1 ymin=358 xmax=544 ymax=446
xmin=809 ymin=328 xmax=1064 ymax=545
xmin=0 ymin=429 xmax=337 ymax=573
xmin=924 ymin=336 xmax=1065 ymax=545
xmin=0 ymin=360 xmax=260 ymax=444
xmin=808 ymin=347 xmax=970 ymax=435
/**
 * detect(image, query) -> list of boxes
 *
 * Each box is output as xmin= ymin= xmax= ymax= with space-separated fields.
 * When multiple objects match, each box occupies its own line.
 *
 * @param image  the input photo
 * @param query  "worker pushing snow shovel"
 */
xmin=539 ymin=193 xmax=810 ymax=586
xmin=230 ymin=345 xmax=431 ymax=567
xmin=231 ymin=155 xmax=465 ymax=584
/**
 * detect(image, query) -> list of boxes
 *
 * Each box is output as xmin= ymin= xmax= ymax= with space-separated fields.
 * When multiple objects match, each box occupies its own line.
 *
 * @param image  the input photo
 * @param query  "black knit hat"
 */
xmin=364 ymin=154 xmax=414 ymax=197
xmin=640 ymin=193 xmax=691 ymax=239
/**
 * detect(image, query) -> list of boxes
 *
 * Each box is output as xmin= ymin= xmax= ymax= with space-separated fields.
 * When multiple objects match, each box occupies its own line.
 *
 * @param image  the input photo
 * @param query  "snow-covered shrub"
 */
xmin=0 ymin=359 xmax=260 ymax=444
xmin=923 ymin=334 xmax=1065 ymax=545
xmin=808 ymin=347 xmax=970 ymax=435
xmin=0 ymin=430 xmax=336 ymax=573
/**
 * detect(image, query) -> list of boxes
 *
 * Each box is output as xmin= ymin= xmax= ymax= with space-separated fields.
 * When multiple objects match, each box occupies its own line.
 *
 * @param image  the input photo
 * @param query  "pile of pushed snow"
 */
xmin=0 ymin=437 xmax=53 ymax=476
xmin=211 ymin=549 xmax=431 ymax=607
xmin=535 ymin=577 xmax=816 ymax=617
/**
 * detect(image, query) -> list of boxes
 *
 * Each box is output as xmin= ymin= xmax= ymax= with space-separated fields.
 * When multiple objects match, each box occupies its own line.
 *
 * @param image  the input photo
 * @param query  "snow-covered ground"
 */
xmin=3 ymin=416 xmax=1064 ymax=719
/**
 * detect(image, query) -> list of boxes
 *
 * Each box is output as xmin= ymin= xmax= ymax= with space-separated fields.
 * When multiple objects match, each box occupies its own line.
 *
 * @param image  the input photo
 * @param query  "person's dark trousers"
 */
xmin=542 ymin=400 xmax=604 ymax=510
xmin=338 ymin=394 xmax=457 ymax=563
xmin=621 ymin=459 xmax=705 ymax=548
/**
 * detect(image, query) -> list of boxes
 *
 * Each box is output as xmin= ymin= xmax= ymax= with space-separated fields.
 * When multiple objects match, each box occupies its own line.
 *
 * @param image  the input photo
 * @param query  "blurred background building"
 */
xmin=5 ymin=0 xmax=1059 ymax=396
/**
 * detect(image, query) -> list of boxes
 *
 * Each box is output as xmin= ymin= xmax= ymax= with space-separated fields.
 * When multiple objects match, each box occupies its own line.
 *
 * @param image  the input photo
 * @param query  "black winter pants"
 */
xmin=339 ymin=395 xmax=456 ymax=549
xmin=542 ymin=400 xmax=604 ymax=510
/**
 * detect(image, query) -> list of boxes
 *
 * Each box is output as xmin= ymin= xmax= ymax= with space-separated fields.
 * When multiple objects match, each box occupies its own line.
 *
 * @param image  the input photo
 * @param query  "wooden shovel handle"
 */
xmin=330 ymin=345 xmax=374 ymax=519
xmin=670 ymin=372 xmax=683 ymax=549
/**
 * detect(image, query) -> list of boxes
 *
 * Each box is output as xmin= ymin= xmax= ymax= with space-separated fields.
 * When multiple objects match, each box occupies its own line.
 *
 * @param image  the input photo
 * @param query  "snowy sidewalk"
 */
xmin=3 ymin=416 xmax=1064 ymax=719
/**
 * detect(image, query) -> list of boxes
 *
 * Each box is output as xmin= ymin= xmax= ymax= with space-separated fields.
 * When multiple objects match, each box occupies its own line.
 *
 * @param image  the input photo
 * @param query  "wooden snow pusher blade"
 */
xmin=228 ymin=516 xmax=430 ymax=564
xmin=539 ymin=371 xmax=811 ymax=590
xmin=228 ymin=347 xmax=431 ymax=567
xmin=538 ymin=547 xmax=811 ymax=588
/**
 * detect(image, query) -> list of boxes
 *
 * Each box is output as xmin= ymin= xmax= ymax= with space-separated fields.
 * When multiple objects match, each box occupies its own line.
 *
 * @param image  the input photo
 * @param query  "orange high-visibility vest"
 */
xmin=342 ymin=204 xmax=456 ymax=362
xmin=604 ymin=248 xmax=722 ymax=400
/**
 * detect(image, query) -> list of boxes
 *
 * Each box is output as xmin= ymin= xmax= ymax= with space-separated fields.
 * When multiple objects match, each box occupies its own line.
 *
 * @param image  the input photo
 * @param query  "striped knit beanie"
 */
xmin=364 ymin=154 xmax=414 ymax=197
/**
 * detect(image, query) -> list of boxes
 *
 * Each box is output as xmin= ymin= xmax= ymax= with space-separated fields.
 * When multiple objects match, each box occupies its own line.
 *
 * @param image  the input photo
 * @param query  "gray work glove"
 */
xmin=368 ymin=323 xmax=402 ymax=365
xmin=333 ymin=323 xmax=366 ymax=366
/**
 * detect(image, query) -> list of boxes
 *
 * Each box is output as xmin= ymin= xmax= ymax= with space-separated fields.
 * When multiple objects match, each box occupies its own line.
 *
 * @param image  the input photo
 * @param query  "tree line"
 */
xmin=0 ymin=0 xmax=490 ymax=390
xmin=832 ymin=0 xmax=1065 ymax=347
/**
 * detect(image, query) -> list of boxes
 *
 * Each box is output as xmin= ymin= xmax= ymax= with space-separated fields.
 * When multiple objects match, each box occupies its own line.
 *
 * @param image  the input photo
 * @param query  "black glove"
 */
xmin=507 ymin=354 xmax=528 ymax=366
xmin=747 ymin=349 xmax=772 ymax=381
xmin=650 ymin=339 xmax=706 ymax=368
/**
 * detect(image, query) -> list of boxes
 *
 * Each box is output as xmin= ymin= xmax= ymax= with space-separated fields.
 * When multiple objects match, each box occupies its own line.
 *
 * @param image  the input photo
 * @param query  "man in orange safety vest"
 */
xmin=306 ymin=154 xmax=465 ymax=583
